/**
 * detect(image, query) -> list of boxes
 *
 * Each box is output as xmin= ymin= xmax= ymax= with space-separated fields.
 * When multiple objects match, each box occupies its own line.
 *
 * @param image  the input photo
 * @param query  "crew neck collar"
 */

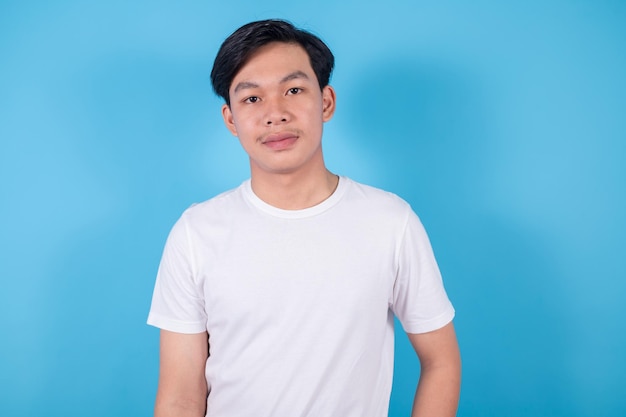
xmin=242 ymin=176 xmax=349 ymax=219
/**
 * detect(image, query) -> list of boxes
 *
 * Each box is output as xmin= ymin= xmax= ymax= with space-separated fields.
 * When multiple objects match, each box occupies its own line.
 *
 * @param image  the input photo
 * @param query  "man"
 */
xmin=148 ymin=19 xmax=461 ymax=417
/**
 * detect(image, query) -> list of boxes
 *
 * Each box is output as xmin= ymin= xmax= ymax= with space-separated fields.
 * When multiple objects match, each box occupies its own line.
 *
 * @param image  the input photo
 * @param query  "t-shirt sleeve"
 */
xmin=391 ymin=209 xmax=455 ymax=334
xmin=147 ymin=214 xmax=207 ymax=334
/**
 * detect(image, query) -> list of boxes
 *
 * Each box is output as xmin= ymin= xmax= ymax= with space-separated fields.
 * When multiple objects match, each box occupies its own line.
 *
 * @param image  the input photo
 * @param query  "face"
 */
xmin=221 ymin=42 xmax=336 ymax=178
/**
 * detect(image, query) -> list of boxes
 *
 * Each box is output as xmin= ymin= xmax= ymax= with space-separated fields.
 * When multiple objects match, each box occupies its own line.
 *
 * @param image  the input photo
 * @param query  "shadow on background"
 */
xmin=341 ymin=57 xmax=578 ymax=416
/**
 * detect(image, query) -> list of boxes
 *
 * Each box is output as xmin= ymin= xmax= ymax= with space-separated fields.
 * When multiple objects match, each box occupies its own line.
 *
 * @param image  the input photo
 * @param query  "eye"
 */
xmin=287 ymin=87 xmax=302 ymax=95
xmin=244 ymin=96 xmax=259 ymax=104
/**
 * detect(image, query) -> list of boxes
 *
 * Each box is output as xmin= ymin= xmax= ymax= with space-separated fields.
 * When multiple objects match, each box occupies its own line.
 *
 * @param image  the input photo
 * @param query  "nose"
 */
xmin=265 ymin=98 xmax=290 ymax=125
xmin=266 ymin=116 xmax=287 ymax=126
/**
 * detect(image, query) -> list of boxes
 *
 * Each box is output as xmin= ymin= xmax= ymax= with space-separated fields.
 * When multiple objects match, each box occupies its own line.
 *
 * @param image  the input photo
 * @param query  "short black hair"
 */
xmin=210 ymin=19 xmax=335 ymax=105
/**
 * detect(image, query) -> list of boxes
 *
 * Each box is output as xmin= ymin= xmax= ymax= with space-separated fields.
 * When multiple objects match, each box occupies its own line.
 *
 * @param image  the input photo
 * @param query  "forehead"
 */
xmin=231 ymin=42 xmax=315 ymax=86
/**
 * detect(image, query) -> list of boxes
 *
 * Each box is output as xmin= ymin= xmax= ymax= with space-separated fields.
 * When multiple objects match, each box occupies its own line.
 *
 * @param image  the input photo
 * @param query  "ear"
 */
xmin=321 ymin=85 xmax=336 ymax=122
xmin=221 ymin=104 xmax=238 ymax=136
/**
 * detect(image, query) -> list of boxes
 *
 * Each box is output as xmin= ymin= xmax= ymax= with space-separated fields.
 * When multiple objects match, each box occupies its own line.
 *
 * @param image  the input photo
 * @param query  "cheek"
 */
xmin=230 ymin=111 xmax=250 ymax=133
xmin=302 ymin=101 xmax=324 ymax=120
xmin=232 ymin=118 xmax=257 ymax=140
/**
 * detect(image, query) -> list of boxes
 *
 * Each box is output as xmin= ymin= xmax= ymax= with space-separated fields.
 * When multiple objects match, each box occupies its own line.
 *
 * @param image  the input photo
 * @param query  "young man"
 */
xmin=148 ymin=19 xmax=460 ymax=417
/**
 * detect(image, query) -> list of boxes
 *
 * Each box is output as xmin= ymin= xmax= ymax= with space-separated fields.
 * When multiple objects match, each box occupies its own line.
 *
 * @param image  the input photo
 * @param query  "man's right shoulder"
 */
xmin=179 ymin=181 xmax=248 ymax=223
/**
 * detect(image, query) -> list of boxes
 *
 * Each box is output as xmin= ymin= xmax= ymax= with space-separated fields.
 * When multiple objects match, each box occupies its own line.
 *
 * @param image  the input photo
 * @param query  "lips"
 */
xmin=261 ymin=131 xmax=299 ymax=150
xmin=263 ymin=132 xmax=298 ymax=143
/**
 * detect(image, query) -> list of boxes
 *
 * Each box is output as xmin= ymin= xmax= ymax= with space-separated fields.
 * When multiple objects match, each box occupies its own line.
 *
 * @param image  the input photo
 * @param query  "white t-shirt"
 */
xmin=148 ymin=176 xmax=454 ymax=417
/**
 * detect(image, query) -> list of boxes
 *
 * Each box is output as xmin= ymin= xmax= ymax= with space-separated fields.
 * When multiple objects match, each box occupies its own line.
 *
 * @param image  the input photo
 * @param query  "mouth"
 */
xmin=261 ymin=131 xmax=299 ymax=150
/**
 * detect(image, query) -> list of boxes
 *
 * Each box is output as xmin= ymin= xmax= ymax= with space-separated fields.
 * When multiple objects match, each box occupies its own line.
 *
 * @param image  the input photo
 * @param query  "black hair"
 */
xmin=210 ymin=19 xmax=334 ymax=105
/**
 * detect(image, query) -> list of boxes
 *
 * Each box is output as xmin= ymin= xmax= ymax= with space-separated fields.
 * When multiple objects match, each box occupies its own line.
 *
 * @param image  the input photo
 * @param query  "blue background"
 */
xmin=1 ymin=1 xmax=624 ymax=416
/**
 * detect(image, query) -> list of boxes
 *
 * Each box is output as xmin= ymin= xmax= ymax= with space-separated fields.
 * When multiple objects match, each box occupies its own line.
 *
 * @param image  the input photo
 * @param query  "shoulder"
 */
xmin=342 ymin=177 xmax=412 ymax=215
xmin=335 ymin=177 xmax=418 ymax=234
xmin=162 ymin=181 xmax=251 ymax=248
xmin=179 ymin=181 xmax=248 ymax=223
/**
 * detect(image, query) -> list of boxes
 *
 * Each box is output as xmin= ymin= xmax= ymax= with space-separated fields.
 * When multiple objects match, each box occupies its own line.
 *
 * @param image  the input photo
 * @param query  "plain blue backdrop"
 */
xmin=1 ymin=1 xmax=624 ymax=416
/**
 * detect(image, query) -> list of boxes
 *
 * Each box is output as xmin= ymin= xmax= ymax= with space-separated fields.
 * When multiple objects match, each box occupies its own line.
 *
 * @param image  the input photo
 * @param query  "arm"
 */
xmin=154 ymin=330 xmax=209 ymax=417
xmin=408 ymin=321 xmax=461 ymax=417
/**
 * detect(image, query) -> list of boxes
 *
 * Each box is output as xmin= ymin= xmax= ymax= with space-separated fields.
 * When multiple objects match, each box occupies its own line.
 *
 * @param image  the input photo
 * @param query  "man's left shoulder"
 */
xmin=344 ymin=177 xmax=412 ymax=213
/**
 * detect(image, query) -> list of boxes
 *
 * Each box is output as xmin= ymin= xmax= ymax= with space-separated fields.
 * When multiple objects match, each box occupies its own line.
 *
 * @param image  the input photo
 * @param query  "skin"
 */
xmin=409 ymin=322 xmax=462 ymax=417
xmin=154 ymin=41 xmax=461 ymax=417
xmin=155 ymin=331 xmax=208 ymax=417
xmin=222 ymin=42 xmax=338 ymax=210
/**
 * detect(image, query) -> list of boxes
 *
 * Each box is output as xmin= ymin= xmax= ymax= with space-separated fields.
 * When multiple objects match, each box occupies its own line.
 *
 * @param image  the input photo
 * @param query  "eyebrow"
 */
xmin=233 ymin=81 xmax=259 ymax=93
xmin=280 ymin=70 xmax=309 ymax=83
xmin=232 ymin=71 xmax=310 ymax=93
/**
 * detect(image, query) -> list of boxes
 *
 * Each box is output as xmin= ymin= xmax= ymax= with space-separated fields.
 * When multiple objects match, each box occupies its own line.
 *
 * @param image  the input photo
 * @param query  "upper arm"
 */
xmin=407 ymin=322 xmax=461 ymax=416
xmin=155 ymin=330 xmax=209 ymax=417
xmin=408 ymin=321 xmax=461 ymax=371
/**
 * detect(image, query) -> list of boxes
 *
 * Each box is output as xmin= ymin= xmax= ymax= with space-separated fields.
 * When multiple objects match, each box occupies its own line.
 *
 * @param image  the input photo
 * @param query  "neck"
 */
xmin=250 ymin=168 xmax=339 ymax=210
